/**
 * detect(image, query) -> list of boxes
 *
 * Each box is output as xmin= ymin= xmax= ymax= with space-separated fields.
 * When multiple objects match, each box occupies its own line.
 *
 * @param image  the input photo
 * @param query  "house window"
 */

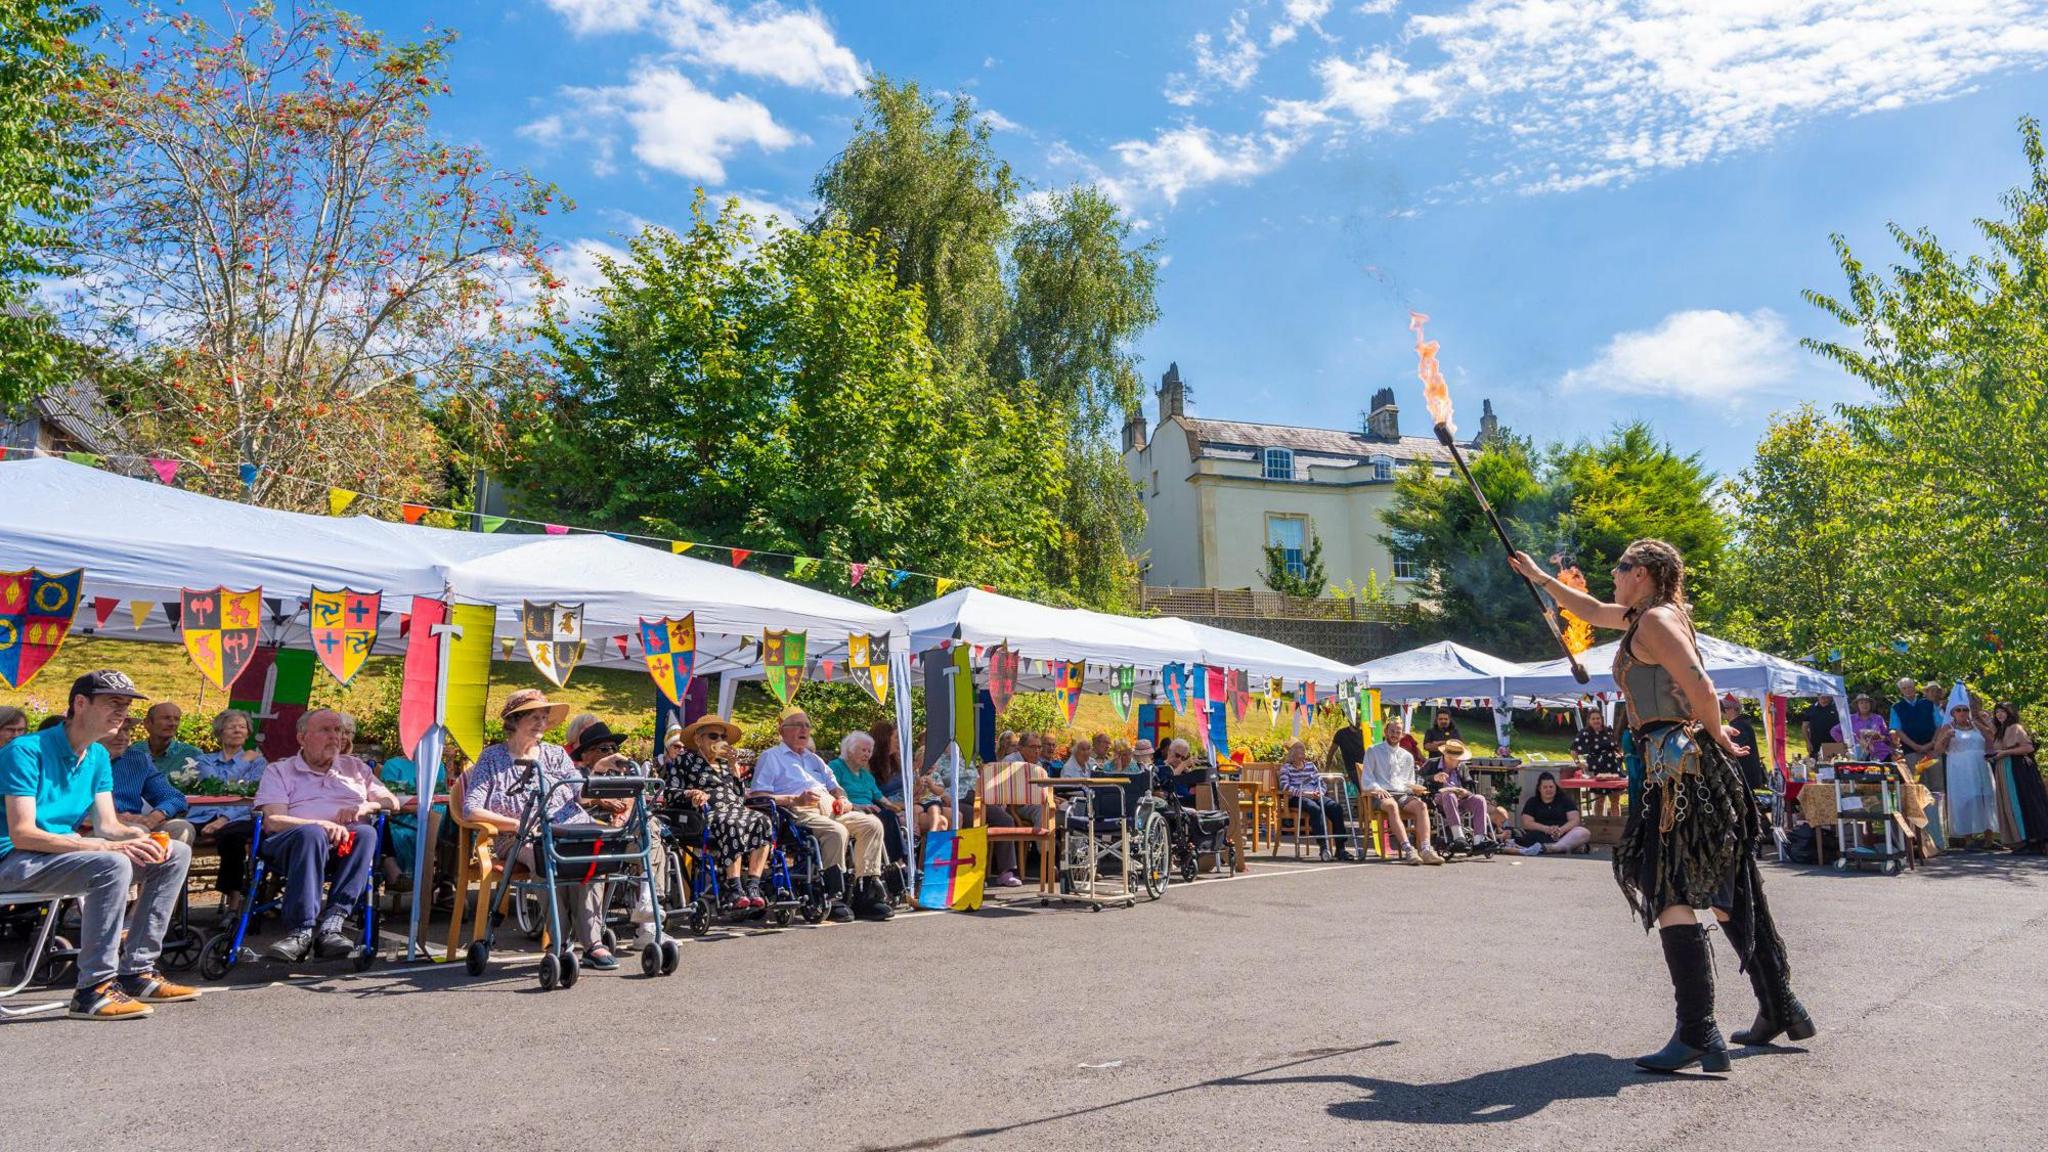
xmin=1267 ymin=515 xmax=1307 ymax=578
xmin=1150 ymin=469 xmax=1159 ymax=496
xmin=1371 ymin=454 xmax=1394 ymax=481
xmin=1392 ymin=546 xmax=1420 ymax=582
xmin=1262 ymin=447 xmax=1295 ymax=481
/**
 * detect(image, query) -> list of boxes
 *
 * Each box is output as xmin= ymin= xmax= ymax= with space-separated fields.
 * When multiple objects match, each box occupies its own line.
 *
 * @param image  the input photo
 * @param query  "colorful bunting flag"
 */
xmin=237 ymin=462 xmax=257 ymax=490
xmin=762 ymin=629 xmax=807 ymax=706
xmin=179 ymin=585 xmax=263 ymax=689
xmin=639 ymin=614 xmax=696 ymax=707
xmin=888 ymin=569 xmax=910 ymax=589
xmin=478 ymin=515 xmax=507 ymax=533
xmin=985 ymin=643 xmax=1019 ymax=716
xmin=1053 ymin=660 xmax=1085 ymax=722
xmin=669 ymin=541 xmax=693 ymax=554
xmin=1267 ymin=678 xmax=1285 ymax=726
xmin=148 ymin=458 xmax=179 ymax=485
xmin=162 ymin=601 xmax=181 ymax=629
xmin=849 ymin=562 xmax=867 ymax=587
xmin=935 ymin=577 xmax=957 ymax=597
xmin=520 ymin=600 xmax=586 ymax=687
xmin=128 ymin=600 xmax=151 ymax=630
xmin=496 ymin=637 xmax=514 ymax=659
xmin=307 ymin=587 xmax=380 ymax=686
xmin=848 ymin=633 xmax=891 ymax=707
xmin=89 ymin=597 xmax=117 ymax=629
xmin=0 ymin=568 xmax=83 ymax=688
xmin=790 ymin=557 xmax=819 ymax=580
xmin=543 ymin=523 xmax=568 ymax=535
xmin=612 ymin=634 xmax=629 ymax=658
xmin=819 ymin=658 xmax=835 ymax=681
xmin=1110 ymin=665 xmax=1136 ymax=719
xmin=327 ymin=487 xmax=358 ymax=516
xmin=400 ymin=503 xmax=427 ymax=524
xmin=730 ymin=548 xmax=752 ymax=568
xmin=64 ymin=451 xmax=98 ymax=466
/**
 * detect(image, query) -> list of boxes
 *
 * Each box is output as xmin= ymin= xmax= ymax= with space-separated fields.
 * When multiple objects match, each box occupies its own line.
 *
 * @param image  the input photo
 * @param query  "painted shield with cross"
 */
xmin=308 ymin=586 xmax=381 ymax=686
xmin=0 ymin=568 xmax=82 ymax=689
xmin=762 ymin=628 xmax=808 ymax=706
xmin=848 ymin=632 xmax=891 ymax=707
xmin=1054 ymin=660 xmax=1085 ymax=723
xmin=182 ymin=586 xmax=263 ymax=689
xmin=522 ymin=600 xmax=586 ymax=688
xmin=639 ymin=614 xmax=696 ymax=707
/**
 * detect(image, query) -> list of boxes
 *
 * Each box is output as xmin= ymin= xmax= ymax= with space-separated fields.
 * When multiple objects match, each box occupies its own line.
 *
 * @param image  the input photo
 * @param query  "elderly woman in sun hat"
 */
xmin=459 ymin=689 xmax=616 ymax=969
xmin=661 ymin=715 xmax=774 ymax=910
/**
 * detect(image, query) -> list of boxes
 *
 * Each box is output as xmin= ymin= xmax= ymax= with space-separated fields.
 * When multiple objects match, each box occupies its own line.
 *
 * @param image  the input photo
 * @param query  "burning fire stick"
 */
xmin=1410 ymin=312 xmax=1589 ymax=684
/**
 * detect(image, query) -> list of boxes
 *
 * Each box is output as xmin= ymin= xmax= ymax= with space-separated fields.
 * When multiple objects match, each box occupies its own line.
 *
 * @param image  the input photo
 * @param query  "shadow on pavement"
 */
xmin=1224 ymin=1050 xmax=1721 ymax=1125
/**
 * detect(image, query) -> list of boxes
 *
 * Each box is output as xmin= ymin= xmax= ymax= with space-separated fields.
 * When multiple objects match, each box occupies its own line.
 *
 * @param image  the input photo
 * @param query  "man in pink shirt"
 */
xmin=251 ymin=708 xmax=398 ymax=962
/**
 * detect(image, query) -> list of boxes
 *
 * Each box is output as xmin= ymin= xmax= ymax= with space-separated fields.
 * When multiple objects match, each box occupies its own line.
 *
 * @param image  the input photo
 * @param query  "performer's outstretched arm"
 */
xmin=1507 ymin=551 xmax=1631 ymax=630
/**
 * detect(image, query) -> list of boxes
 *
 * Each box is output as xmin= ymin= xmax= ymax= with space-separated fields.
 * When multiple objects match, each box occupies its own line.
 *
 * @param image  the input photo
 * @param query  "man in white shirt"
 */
xmin=749 ymin=709 xmax=892 ymax=922
xmin=1357 ymin=718 xmax=1442 ymax=865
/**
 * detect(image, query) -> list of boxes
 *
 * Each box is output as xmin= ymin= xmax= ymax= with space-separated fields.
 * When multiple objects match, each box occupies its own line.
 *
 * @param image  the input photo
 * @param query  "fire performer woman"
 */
xmin=1510 ymin=541 xmax=1813 ymax=1073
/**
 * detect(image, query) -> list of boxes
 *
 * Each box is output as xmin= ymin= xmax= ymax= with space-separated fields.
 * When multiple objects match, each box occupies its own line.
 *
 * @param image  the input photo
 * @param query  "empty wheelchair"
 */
xmin=1042 ymin=773 xmax=1170 ymax=911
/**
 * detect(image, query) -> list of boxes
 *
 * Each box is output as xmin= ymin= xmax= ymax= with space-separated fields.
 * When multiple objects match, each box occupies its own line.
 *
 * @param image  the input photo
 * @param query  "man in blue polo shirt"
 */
xmin=0 ymin=671 xmax=200 ymax=1020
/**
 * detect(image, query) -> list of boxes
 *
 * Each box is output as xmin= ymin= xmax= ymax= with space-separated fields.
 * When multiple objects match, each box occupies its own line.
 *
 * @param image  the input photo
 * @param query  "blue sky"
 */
xmin=347 ymin=0 xmax=2047 ymax=477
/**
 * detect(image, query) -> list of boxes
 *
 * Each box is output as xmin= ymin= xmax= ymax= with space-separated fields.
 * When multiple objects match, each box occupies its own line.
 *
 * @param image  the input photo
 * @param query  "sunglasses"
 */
xmin=1612 ymin=560 xmax=1639 ymax=574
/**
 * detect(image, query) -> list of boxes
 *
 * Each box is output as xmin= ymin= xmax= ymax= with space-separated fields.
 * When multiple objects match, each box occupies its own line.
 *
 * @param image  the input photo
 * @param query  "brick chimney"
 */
xmin=1158 ymin=362 xmax=1187 ymax=420
xmin=1365 ymin=387 xmax=1399 ymax=440
xmin=1121 ymin=406 xmax=1149 ymax=451
xmin=1479 ymin=398 xmax=1499 ymax=441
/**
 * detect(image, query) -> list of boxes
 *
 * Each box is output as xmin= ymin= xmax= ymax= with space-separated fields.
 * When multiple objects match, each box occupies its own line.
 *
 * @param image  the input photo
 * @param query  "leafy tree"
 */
xmin=1758 ymin=116 xmax=2048 ymax=706
xmin=59 ymin=4 xmax=557 ymax=508
xmin=511 ymin=195 xmax=1066 ymax=602
xmin=0 ymin=0 xmax=100 ymax=409
xmin=812 ymin=76 xmax=1014 ymax=368
xmin=1548 ymin=420 xmax=1728 ymax=615
xmin=1261 ymin=531 xmax=1328 ymax=598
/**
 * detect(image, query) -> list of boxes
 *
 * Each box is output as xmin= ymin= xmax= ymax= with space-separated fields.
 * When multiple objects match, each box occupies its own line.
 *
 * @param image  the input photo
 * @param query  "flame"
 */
xmin=1553 ymin=564 xmax=1595 ymax=655
xmin=1409 ymin=310 xmax=1454 ymax=434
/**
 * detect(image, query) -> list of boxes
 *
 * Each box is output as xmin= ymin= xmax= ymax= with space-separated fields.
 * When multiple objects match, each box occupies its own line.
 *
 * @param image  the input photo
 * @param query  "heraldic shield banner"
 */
xmin=639 ymin=614 xmax=696 ymax=707
xmin=847 ymin=632 xmax=890 ymax=707
xmin=523 ymin=601 xmax=586 ymax=688
xmin=1109 ymin=665 xmax=1135 ymax=719
xmin=182 ymin=586 xmax=263 ymax=689
xmin=308 ymin=586 xmax=381 ymax=686
xmin=985 ymin=643 xmax=1018 ymax=716
xmin=763 ymin=629 xmax=807 ymax=706
xmin=0 ymin=568 xmax=82 ymax=689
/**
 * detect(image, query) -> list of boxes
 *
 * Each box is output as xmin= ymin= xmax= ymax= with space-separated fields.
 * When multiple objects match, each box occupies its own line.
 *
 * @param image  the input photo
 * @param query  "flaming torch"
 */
xmin=1410 ymin=312 xmax=1589 ymax=684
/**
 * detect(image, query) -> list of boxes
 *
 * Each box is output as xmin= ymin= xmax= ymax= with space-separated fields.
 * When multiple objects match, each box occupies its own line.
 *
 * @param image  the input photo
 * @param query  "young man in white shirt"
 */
xmin=1356 ymin=718 xmax=1443 ymax=865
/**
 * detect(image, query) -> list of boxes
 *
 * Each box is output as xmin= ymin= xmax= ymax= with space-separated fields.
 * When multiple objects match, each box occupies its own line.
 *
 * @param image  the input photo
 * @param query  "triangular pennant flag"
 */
xmin=980 ymin=584 xmax=997 ymax=594
xmin=162 ymin=601 xmax=182 ymax=629
xmin=400 ymin=503 xmax=428 ymax=524
xmin=64 ymin=451 xmax=99 ymax=466
xmin=729 ymin=548 xmax=752 ymax=568
xmin=479 ymin=515 xmax=507 ymax=533
xmin=848 ymin=562 xmax=867 ymax=587
xmin=238 ymin=462 xmax=258 ymax=490
xmin=543 ymin=523 xmax=568 ymax=535
xmin=888 ymin=569 xmax=910 ymax=589
xmin=790 ymin=557 xmax=818 ymax=580
xmin=934 ymin=577 xmax=957 ymax=596
xmin=499 ymin=637 xmax=516 ymax=659
xmin=819 ymin=658 xmax=835 ymax=681
xmin=604 ymin=531 xmax=627 ymax=542
xmin=148 ymin=458 xmax=180 ymax=485
xmin=670 ymin=541 xmax=693 ymax=554
xmin=328 ymin=487 xmax=358 ymax=516
xmin=129 ymin=600 xmax=151 ymax=630
xmin=612 ymin=634 xmax=629 ymax=658
xmin=88 ymin=597 xmax=117 ymax=629
xmin=398 ymin=613 xmax=412 ymax=637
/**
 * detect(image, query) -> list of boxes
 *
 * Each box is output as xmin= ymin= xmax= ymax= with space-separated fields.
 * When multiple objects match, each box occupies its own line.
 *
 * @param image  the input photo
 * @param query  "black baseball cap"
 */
xmin=68 ymin=669 xmax=147 ymax=704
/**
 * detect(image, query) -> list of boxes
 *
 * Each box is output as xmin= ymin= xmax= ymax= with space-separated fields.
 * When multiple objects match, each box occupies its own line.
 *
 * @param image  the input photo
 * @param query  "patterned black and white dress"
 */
xmin=663 ymin=749 xmax=773 ymax=861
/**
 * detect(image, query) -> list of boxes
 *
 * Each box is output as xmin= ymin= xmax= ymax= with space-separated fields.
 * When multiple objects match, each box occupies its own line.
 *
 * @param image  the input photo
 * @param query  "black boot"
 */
xmin=822 ymin=866 xmax=854 ymax=923
xmin=1636 ymin=924 xmax=1731 ymax=1073
xmin=852 ymin=876 xmax=895 ymax=921
xmin=1729 ymin=944 xmax=1816 ymax=1047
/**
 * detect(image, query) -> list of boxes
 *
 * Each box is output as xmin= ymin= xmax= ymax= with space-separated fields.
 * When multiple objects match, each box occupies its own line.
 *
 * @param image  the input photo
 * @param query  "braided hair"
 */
xmin=1619 ymin=538 xmax=1689 ymax=621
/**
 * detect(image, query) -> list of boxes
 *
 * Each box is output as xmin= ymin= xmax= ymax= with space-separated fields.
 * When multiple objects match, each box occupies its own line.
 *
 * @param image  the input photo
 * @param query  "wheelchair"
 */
xmin=465 ymin=762 xmax=678 ymax=990
xmin=757 ymin=799 xmax=832 ymax=926
xmin=653 ymin=796 xmax=814 ymax=933
xmin=1423 ymin=786 xmax=1502 ymax=860
xmin=1158 ymin=768 xmax=1237 ymax=883
xmin=199 ymin=811 xmax=388 ymax=979
xmin=1042 ymin=773 xmax=1170 ymax=911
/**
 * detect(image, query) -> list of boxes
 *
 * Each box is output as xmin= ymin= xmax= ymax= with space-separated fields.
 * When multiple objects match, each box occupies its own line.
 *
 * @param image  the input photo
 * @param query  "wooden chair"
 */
xmin=1236 ymin=763 xmax=1280 ymax=856
xmin=973 ymin=761 xmax=1055 ymax=892
xmin=444 ymin=771 xmax=532 ymax=957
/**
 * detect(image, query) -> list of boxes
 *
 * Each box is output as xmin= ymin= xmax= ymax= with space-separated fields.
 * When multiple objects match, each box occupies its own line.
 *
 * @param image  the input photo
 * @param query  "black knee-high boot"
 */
xmin=1724 ymin=925 xmax=1816 ymax=1046
xmin=1637 ymin=924 xmax=1731 ymax=1073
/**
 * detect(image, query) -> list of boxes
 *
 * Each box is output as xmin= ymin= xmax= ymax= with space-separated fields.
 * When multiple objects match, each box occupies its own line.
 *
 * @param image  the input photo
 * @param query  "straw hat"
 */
xmin=1439 ymin=739 xmax=1468 ymax=757
xmin=499 ymin=688 xmax=569 ymax=729
xmin=678 ymin=716 xmax=743 ymax=747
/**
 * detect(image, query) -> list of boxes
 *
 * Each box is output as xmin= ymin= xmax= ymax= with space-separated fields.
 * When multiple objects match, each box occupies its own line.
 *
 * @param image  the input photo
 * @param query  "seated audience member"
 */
xmin=140 ymin=701 xmax=202 ymax=778
xmin=1098 ymin=739 xmax=1140 ymax=777
xmin=251 ymin=708 xmax=400 ymax=962
xmin=567 ymin=717 xmax=662 ymax=943
xmin=832 ymin=730 xmax=909 ymax=883
xmin=870 ymin=720 xmax=946 ymax=837
xmin=1038 ymin=731 xmax=1066 ymax=776
xmin=1358 ymin=718 xmax=1441 ymax=865
xmin=1151 ymin=738 xmax=1203 ymax=804
xmin=1571 ymin=709 xmax=1625 ymax=777
xmin=663 ymin=717 xmax=774 ymax=910
xmin=1516 ymin=771 xmax=1591 ymax=855
xmin=986 ymin=732 xmax=1048 ymax=886
xmin=1422 ymin=740 xmax=1491 ymax=843
xmin=104 ymin=718 xmax=194 ymax=845
xmin=194 ymin=708 xmax=267 ymax=785
xmin=1832 ymin=694 xmax=1893 ymax=762
xmin=1084 ymin=732 xmax=1114 ymax=774
xmin=994 ymin=730 xmax=1019 ymax=762
xmin=0 ymin=706 xmax=26 ymax=748
xmin=1422 ymin=711 xmax=1463 ymax=757
xmin=1132 ymin=739 xmax=1157 ymax=776
xmin=196 ymin=709 xmax=267 ymax=908
xmin=751 ymin=709 xmax=894 ymax=921
xmin=461 ymin=691 xmax=615 ymax=966
xmin=1278 ymin=739 xmax=1355 ymax=861
xmin=1394 ymin=721 xmax=1424 ymax=764
xmin=0 ymin=671 xmax=200 ymax=1018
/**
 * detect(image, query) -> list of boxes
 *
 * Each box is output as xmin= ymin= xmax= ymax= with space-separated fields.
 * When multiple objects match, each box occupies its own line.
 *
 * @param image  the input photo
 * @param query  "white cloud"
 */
xmin=1270 ymin=1 xmax=1333 ymax=46
xmin=1355 ymin=1 xmax=1398 ymax=14
xmin=1165 ymin=9 xmax=1264 ymax=106
xmin=542 ymin=0 xmax=866 ymax=95
xmin=533 ymin=66 xmax=799 ymax=182
xmin=978 ymin=107 xmax=1024 ymax=134
xmin=1106 ymin=126 xmax=1297 ymax=207
xmin=1560 ymin=308 xmax=1797 ymax=399
xmin=1269 ymin=0 xmax=2048 ymax=194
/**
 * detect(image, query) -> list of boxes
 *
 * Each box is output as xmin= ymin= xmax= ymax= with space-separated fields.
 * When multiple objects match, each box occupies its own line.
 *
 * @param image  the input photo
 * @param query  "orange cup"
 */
xmin=149 ymin=831 xmax=171 ymax=850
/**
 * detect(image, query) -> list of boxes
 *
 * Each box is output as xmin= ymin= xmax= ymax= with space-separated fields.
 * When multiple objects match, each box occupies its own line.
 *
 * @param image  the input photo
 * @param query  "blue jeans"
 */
xmin=1290 ymin=795 xmax=1349 ymax=842
xmin=0 ymin=840 xmax=192 ymax=988
xmin=260 ymin=823 xmax=378 ymax=932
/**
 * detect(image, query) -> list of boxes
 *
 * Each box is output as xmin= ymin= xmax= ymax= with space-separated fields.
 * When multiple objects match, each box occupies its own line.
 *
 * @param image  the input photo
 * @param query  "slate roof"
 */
xmin=1183 ymin=416 xmax=1469 ymax=469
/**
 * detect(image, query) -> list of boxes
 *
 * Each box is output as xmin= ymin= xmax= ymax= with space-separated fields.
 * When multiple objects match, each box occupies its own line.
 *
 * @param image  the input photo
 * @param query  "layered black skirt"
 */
xmin=1615 ymin=728 xmax=1790 ymax=981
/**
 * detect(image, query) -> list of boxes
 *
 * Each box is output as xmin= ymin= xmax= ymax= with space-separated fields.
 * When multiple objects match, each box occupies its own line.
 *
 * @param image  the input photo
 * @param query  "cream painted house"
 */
xmin=1121 ymin=363 xmax=1495 ymax=600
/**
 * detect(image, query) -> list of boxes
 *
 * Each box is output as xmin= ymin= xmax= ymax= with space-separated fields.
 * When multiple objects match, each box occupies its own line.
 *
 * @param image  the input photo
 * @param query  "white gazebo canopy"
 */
xmin=1502 ymin=632 xmax=1846 ymax=702
xmin=1353 ymin=640 xmax=1522 ymax=702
